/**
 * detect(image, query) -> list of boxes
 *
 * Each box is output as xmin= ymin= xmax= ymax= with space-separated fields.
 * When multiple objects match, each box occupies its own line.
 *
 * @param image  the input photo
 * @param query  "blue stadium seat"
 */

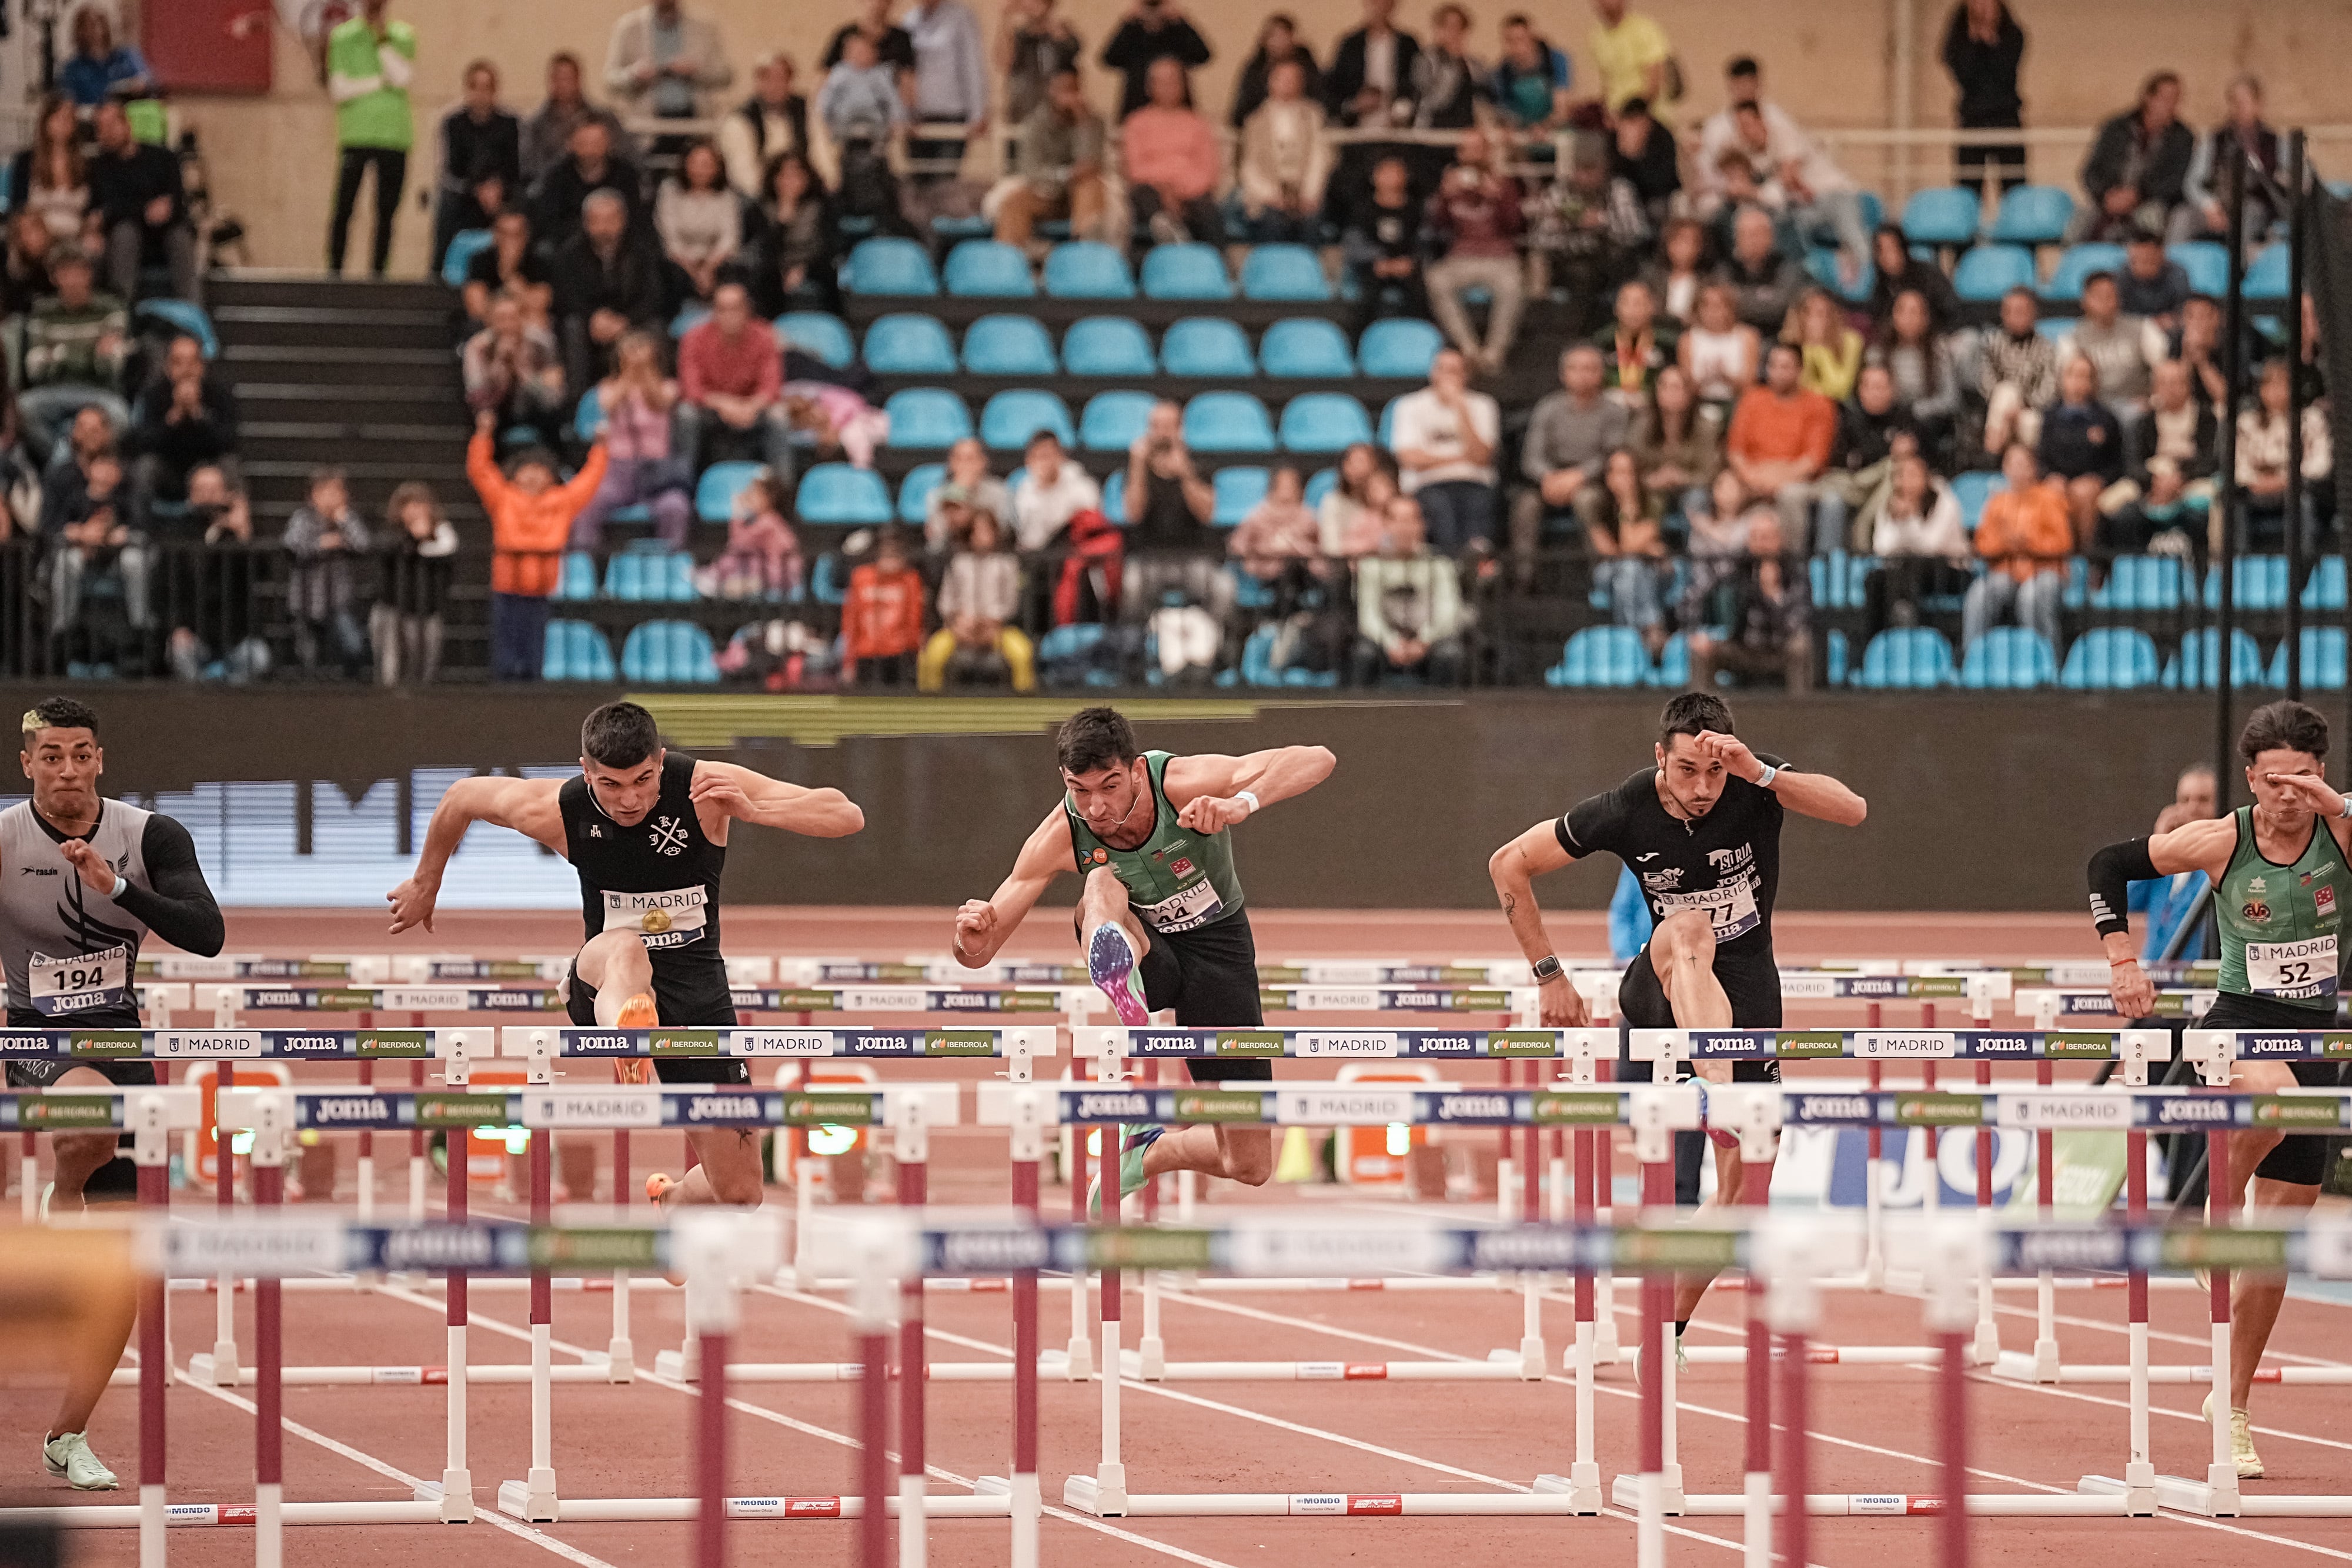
xmin=2042 ymin=243 xmax=2127 ymax=302
xmin=796 ymin=463 xmax=893 ymax=524
xmin=440 ymin=228 xmax=494 ymax=287
xmin=1238 ymin=244 xmax=1332 ymax=301
xmin=670 ymin=303 xmax=711 ymax=339
xmin=1259 ymin=318 xmax=1355 ymax=378
xmin=2271 ymin=627 xmax=2349 ymax=690
xmin=1959 ymin=626 xmax=2056 ymax=688
xmin=657 ymin=551 xmax=698 ymax=601
xmin=897 ymin=463 xmax=944 ymax=523
xmin=1358 ymin=318 xmax=1445 ymax=379
xmin=2244 ymin=245 xmax=2291 ymax=300
xmin=862 ymin=313 xmax=957 ymax=374
xmin=2167 ymin=242 xmax=2230 ymax=298
xmin=883 ymin=388 xmax=973 ymax=448
xmin=962 ymin=313 xmax=1057 ymax=375
xmin=1079 ymin=390 xmax=1155 ymax=450
xmin=542 ymin=620 xmax=615 ymax=681
xmin=621 ymin=621 xmax=719 ymax=683
xmin=603 ymin=551 xmax=649 ymax=600
xmin=1950 ymin=244 xmax=2036 ymax=302
xmin=1100 ymin=469 xmax=1127 ymax=521
xmin=1211 ymin=466 xmax=1269 ymax=526
xmin=1987 ymin=184 xmax=2075 ymax=246
xmin=942 ymin=240 xmax=1035 ymax=297
xmin=1855 ymin=627 xmax=1956 ymax=688
xmin=980 ymin=389 xmax=1075 ymax=449
xmin=808 ymin=553 xmax=847 ymax=605
xmin=1277 ymin=392 xmax=1374 ymax=452
xmin=1375 ymin=395 xmax=1402 ymax=446
xmin=2303 ymin=556 xmax=2348 ymax=610
xmin=1042 ymin=241 xmax=1137 ymax=299
xmin=846 ymin=237 xmax=938 ymax=295
xmin=1803 ymin=249 xmax=1874 ymax=305
xmin=1161 ymin=317 xmax=1255 ymax=377
xmin=2163 ymin=627 xmax=2268 ymax=690
xmin=1900 ymin=187 xmax=1980 ymax=247
xmin=574 ymin=392 xmax=608 ymax=442
xmin=1652 ymin=631 xmax=1691 ymax=688
xmin=779 ymin=312 xmax=854 ymax=368
xmin=696 ymin=460 xmax=765 ymax=522
xmin=552 ymin=552 xmax=598 ymax=601
xmin=2059 ymin=627 xmax=2160 ymax=690
xmin=1062 ymin=317 xmax=1155 ymax=377
xmin=136 ymin=297 xmax=219 ymax=359
xmin=1546 ymin=627 xmax=1652 ymax=687
xmin=1808 ymin=553 xmax=1873 ymax=611
xmin=2204 ymin=556 xmax=2288 ymax=610
xmin=1141 ymin=243 xmax=1234 ymax=300
xmin=1949 ymin=470 xmax=2001 ymax=533
xmin=1303 ymin=467 xmax=1339 ymax=510
xmin=1181 ymin=392 xmax=1276 ymax=452
xmin=2090 ymin=554 xmax=2186 ymax=610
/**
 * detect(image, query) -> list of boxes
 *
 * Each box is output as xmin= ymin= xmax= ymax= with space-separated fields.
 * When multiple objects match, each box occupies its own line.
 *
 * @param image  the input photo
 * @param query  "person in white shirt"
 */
xmin=654 ymin=139 xmax=741 ymax=300
xmin=604 ymin=0 xmax=735 ymax=128
xmin=1238 ymin=61 xmax=1332 ymax=244
xmin=1386 ymin=345 xmax=1502 ymax=556
xmin=2234 ymin=359 xmax=2332 ymax=554
xmin=717 ymin=54 xmax=808 ymax=199
xmin=1697 ymin=58 xmax=1867 ymax=280
xmin=1862 ymin=449 xmax=1971 ymax=641
xmin=1010 ymin=429 xmax=1103 ymax=551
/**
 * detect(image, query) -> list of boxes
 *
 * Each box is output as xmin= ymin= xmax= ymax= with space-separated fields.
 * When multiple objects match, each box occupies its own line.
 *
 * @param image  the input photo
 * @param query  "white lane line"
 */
xmin=175 ymin=1375 xmax=619 ymax=1568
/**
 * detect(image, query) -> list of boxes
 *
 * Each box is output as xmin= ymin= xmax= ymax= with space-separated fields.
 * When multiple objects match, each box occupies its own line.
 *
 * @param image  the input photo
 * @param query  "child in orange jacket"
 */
xmin=840 ymin=529 xmax=926 ymax=686
xmin=468 ymin=409 xmax=608 ymax=679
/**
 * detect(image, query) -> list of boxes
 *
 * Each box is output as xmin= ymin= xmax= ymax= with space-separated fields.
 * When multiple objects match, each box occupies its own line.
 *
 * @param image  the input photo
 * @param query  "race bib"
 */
xmin=1135 ymin=878 xmax=1224 ymax=935
xmin=600 ymin=887 xmax=709 ymax=950
xmin=29 ymin=944 xmax=131 ymax=1016
xmin=2246 ymin=935 xmax=2337 ymax=1002
xmin=1652 ymin=879 xmax=1760 ymax=942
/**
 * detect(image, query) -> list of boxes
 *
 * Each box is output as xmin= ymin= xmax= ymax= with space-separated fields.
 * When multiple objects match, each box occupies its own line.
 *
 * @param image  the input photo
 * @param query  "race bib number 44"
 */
xmin=1651 ymin=878 xmax=1760 ymax=942
xmin=29 ymin=944 xmax=130 ymax=1016
xmin=600 ymin=888 xmax=709 ymax=949
xmin=2247 ymin=935 xmax=2337 ymax=1002
xmin=1136 ymin=878 xmax=1224 ymax=935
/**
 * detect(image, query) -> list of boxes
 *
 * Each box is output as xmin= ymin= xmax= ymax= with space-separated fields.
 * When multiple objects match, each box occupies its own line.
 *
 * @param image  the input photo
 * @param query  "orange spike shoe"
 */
xmin=645 ymin=1172 xmax=680 ymax=1206
xmin=611 ymin=993 xmax=660 ymax=1082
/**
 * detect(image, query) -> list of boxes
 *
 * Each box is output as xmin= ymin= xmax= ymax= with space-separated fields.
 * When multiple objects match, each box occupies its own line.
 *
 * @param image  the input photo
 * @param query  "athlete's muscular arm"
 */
xmin=1161 ymin=745 xmax=1337 ymax=833
xmin=106 ymin=817 xmax=225 ymax=957
xmin=2092 ymin=814 xmax=2237 ymax=1015
xmin=1689 ymin=731 xmax=1867 ymax=827
xmin=953 ymin=810 xmax=1074 ymax=968
xmin=1486 ymin=822 xmax=1589 ymax=1028
xmin=687 ymin=761 xmax=864 ymax=838
xmin=386 ymin=776 xmax=567 ymax=934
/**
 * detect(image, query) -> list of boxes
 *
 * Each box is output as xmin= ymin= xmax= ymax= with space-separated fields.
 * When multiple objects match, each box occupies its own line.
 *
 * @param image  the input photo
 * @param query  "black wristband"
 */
xmin=2086 ymin=837 xmax=2160 ymax=940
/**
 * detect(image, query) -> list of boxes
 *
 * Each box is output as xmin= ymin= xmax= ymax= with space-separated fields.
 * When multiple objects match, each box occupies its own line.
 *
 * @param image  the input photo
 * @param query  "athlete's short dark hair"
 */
xmin=21 ymin=696 xmax=99 ymax=746
xmin=1658 ymin=692 xmax=1734 ymax=747
xmin=581 ymin=701 xmax=662 ymax=768
xmin=1057 ymin=707 xmax=1139 ymax=775
xmin=2240 ymin=700 xmax=2328 ymax=765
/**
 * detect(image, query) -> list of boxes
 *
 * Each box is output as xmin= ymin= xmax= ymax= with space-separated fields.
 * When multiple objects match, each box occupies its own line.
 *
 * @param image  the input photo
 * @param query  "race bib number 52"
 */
xmin=2247 ymin=935 xmax=2336 ymax=1002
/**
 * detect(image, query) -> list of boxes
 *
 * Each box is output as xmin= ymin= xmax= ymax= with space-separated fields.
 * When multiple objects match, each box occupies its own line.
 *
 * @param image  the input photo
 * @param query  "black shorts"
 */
xmin=1613 ymin=945 xmax=1782 ymax=1205
xmin=1138 ymin=908 xmax=1270 ymax=1085
xmin=566 ymin=958 xmax=751 ymax=1087
xmin=2200 ymin=990 xmax=2344 ymax=1186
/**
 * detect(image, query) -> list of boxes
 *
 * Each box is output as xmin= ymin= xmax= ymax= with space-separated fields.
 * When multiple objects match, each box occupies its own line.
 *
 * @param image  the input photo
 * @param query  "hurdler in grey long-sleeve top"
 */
xmin=1519 ymin=389 xmax=1632 ymax=486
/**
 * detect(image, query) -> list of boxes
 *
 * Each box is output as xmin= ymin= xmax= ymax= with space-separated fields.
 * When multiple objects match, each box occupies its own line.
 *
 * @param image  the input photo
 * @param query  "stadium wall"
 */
xmin=9 ymin=684 xmax=2289 ymax=911
xmin=181 ymin=0 xmax=2352 ymax=276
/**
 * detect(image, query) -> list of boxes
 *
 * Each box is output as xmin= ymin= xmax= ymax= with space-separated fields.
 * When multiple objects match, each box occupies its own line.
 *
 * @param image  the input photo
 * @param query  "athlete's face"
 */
xmin=2247 ymin=748 xmax=2323 ymax=823
xmin=1062 ymin=758 xmax=1151 ymax=842
xmin=583 ymin=750 xmax=665 ymax=827
xmin=22 ymin=726 xmax=101 ymax=820
xmin=1653 ymin=734 xmax=1728 ymax=820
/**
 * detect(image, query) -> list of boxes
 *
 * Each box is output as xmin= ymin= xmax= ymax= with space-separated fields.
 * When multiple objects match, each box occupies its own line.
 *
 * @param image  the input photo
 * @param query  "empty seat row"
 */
xmin=1945 ymin=238 xmax=2287 ymax=302
xmin=1812 ymin=549 xmax=2346 ymax=614
xmin=804 ymin=457 xmax=1350 ymax=527
xmin=848 ymin=239 xmax=1335 ymax=302
xmin=546 ymin=619 xmax=720 ymax=683
xmin=863 ymin=312 xmax=1442 ymax=379
xmin=881 ymin=387 xmax=1377 ymax=453
xmin=550 ymin=548 xmax=700 ymax=603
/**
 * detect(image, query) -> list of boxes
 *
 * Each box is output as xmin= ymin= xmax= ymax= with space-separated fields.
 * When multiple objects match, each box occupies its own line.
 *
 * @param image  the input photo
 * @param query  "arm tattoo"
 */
xmin=1502 ymin=892 xmax=1516 ymax=917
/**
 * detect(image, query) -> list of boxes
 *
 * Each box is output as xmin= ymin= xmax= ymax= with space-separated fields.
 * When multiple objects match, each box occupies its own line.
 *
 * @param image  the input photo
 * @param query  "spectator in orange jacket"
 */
xmin=1960 ymin=440 xmax=2072 ymax=659
xmin=468 ymin=407 xmax=609 ymax=679
xmin=841 ymin=527 xmax=927 ymax=686
xmin=1725 ymin=340 xmax=1837 ymax=554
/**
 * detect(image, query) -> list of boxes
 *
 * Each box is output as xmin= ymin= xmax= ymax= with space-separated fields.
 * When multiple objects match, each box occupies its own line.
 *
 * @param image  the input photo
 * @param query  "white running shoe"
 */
xmin=1629 ymin=1331 xmax=1687 ymax=1392
xmin=1087 ymin=922 xmax=1150 ymax=1026
xmin=2201 ymin=1393 xmax=2264 ymax=1478
xmin=43 ymin=1432 xmax=118 ymax=1490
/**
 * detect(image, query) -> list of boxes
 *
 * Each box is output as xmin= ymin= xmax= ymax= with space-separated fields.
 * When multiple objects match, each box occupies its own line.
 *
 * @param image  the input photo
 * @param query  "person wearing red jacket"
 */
xmin=467 ymin=408 xmax=608 ymax=679
xmin=840 ymin=528 xmax=926 ymax=685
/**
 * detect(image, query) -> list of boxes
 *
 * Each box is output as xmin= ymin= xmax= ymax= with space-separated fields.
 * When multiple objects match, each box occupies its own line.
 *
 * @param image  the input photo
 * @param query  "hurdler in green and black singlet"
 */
xmin=1065 ymin=749 xmax=1267 ymax=1072
xmin=2213 ymin=801 xmax=2352 ymax=1009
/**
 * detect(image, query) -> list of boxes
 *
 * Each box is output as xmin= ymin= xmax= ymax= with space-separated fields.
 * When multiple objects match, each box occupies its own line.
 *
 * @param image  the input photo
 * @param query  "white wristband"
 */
xmin=2340 ymin=793 xmax=2351 ymax=820
xmin=1755 ymin=764 xmax=1779 ymax=790
xmin=99 ymin=865 xmax=121 ymax=900
xmin=1236 ymin=790 xmax=1261 ymax=817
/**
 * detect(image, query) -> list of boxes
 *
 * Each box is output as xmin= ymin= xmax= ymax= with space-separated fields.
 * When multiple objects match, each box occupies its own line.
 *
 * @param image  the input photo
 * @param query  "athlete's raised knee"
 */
xmin=577 ymin=927 xmax=652 ymax=987
xmin=1653 ymin=909 xmax=1716 ymax=964
xmin=1082 ymin=865 xmax=1131 ymax=907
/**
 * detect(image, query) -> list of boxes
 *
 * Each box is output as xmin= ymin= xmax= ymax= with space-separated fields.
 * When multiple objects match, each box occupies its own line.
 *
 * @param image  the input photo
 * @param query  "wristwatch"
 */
xmin=1532 ymin=955 xmax=1563 ymax=982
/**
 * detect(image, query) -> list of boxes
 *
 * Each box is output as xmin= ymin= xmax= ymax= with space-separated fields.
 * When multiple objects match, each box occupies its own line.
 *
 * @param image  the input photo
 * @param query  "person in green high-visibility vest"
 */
xmin=2092 ymin=698 xmax=2352 ymax=1482
xmin=954 ymin=707 xmax=1336 ymax=1206
xmin=325 ymin=0 xmax=417 ymax=278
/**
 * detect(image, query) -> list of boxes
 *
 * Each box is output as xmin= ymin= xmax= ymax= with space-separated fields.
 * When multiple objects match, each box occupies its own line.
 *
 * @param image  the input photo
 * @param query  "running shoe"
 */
xmin=42 ymin=1432 xmax=116 ymax=1490
xmin=613 ymin=993 xmax=659 ymax=1083
xmin=1086 ymin=922 xmax=1150 ymax=1026
xmin=1087 ymin=1125 xmax=1164 ymax=1218
xmin=1629 ymin=1330 xmax=1686 ymax=1392
xmin=2202 ymin=1393 xmax=2264 ymax=1478
xmin=645 ymin=1172 xmax=680 ymax=1207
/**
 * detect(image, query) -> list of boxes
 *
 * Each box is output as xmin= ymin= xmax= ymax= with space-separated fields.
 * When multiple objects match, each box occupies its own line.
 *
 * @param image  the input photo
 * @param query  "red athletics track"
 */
xmin=6 ymin=906 xmax=2351 ymax=1568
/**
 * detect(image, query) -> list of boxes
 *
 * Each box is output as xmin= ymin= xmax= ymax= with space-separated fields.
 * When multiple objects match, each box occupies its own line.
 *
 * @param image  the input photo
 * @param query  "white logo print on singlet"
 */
xmin=649 ymin=816 xmax=689 ymax=857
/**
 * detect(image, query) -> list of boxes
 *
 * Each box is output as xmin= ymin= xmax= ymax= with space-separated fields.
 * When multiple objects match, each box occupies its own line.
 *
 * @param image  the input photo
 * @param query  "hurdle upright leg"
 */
xmin=1010 ymin=1093 xmax=1044 ymax=1568
xmin=1066 ymin=1058 xmax=1091 ymax=1379
xmin=2122 ymin=1094 xmax=2156 ymax=1513
xmin=522 ymin=1131 xmax=559 ymax=1519
xmin=443 ymin=1119 xmax=474 ymax=1523
xmin=2203 ymin=1124 xmax=2240 ymax=1513
xmin=894 ymin=1095 xmax=930 ymax=1568
xmin=135 ymin=1094 xmax=169 ymax=1568
xmin=1742 ymin=1275 xmax=1770 ymax=1568
xmin=1972 ymin=1054 xmax=2001 ymax=1365
xmin=211 ymin=1058 xmax=238 ymax=1386
xmin=610 ymin=1126 xmax=634 ymax=1378
xmin=2031 ymin=1057 xmax=2061 ymax=1380
xmin=252 ymin=1099 xmax=286 ymax=1568
xmin=1519 ymin=1098 xmax=1544 ymax=1377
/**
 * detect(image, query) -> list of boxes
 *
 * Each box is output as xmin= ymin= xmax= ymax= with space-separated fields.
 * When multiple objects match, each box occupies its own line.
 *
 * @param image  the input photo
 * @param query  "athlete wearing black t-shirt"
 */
xmin=1488 ymin=693 xmax=1867 ymax=1350
xmin=387 ymin=701 xmax=864 ymax=1208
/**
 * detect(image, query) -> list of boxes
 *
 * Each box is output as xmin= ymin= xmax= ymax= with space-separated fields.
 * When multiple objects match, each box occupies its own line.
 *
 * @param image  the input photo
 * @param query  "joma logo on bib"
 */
xmin=602 ymin=887 xmax=708 ymax=948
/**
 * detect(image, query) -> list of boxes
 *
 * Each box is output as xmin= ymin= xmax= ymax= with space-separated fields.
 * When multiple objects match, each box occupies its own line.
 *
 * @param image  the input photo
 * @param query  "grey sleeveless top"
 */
xmin=0 ymin=799 xmax=154 ymax=1024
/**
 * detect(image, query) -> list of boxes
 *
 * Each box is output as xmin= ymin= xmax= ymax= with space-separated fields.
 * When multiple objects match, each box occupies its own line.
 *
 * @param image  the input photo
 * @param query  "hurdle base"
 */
xmin=439 ymin=1471 xmax=472 ymax=1524
xmin=207 ymin=1341 xmax=240 ymax=1386
xmin=187 ymin=1353 xmax=613 ymax=1386
xmin=605 ymin=1338 xmax=634 ymax=1382
xmin=1056 ymin=1487 xmax=1592 ymax=1517
xmin=1532 ymin=1466 xmax=1604 ymax=1515
xmin=490 ymin=1494 xmax=1013 ymax=1522
xmin=1657 ymin=1490 xmax=2129 ymax=1517
xmin=1063 ymin=1472 xmax=1127 ymax=1517
xmin=1994 ymin=1355 xmax=2352 ymax=1385
xmin=2085 ymin=1473 xmax=2257 ymax=1517
xmin=14 ymin=1501 xmax=453 ymax=1528
xmin=2074 ymin=1468 xmax=2160 ymax=1517
xmin=664 ymin=1354 xmax=1068 ymax=1383
xmin=1609 ymin=1472 xmax=1686 ymax=1514
xmin=496 ymin=1469 xmax=560 ymax=1524
xmin=1678 ymin=1345 xmax=1937 ymax=1367
xmin=1115 ymin=1350 xmax=1529 ymax=1383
